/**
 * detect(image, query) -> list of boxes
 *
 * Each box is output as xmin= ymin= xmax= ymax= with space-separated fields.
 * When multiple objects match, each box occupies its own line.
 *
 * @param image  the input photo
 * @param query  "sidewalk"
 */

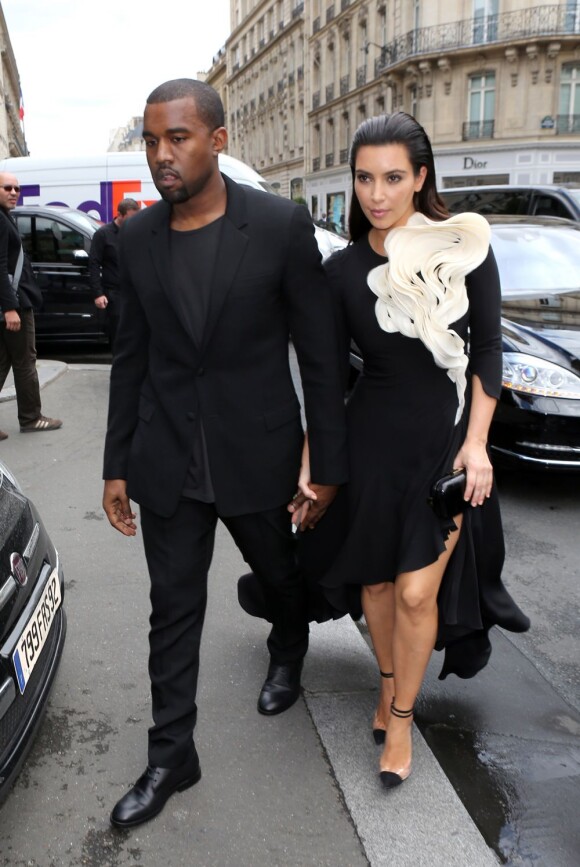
xmin=0 ymin=358 xmax=68 ymax=403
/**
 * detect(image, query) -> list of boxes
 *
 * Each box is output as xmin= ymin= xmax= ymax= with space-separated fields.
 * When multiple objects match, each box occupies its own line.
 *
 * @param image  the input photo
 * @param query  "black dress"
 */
xmin=299 ymin=234 xmax=530 ymax=679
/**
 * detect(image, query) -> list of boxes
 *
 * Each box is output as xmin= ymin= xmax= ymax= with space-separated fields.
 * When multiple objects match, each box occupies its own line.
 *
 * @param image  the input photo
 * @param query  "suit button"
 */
xmin=197 ymin=367 xmax=205 ymax=376
xmin=187 ymin=412 xmax=195 ymax=421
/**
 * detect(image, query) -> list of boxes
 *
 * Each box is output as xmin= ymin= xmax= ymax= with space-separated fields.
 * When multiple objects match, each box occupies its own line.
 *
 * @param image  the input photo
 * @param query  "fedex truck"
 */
xmin=0 ymin=152 xmax=275 ymax=223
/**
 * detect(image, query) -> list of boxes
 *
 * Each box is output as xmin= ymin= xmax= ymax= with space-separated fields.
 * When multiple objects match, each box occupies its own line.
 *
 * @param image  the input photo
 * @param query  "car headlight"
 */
xmin=502 ymin=352 xmax=580 ymax=399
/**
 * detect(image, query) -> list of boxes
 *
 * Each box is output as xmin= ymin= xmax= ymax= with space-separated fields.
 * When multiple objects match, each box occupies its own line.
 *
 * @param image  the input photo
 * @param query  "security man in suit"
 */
xmin=102 ymin=79 xmax=348 ymax=829
xmin=0 ymin=172 xmax=62 ymax=438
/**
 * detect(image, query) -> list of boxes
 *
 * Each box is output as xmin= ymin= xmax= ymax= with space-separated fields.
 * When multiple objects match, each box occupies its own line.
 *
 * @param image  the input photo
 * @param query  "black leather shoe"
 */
xmin=258 ymin=660 xmax=303 ymax=715
xmin=110 ymin=753 xmax=201 ymax=829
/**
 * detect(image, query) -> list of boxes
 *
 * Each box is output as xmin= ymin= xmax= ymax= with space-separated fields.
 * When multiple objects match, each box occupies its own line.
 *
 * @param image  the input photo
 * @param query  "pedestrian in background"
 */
xmin=88 ymin=197 xmax=140 ymax=349
xmin=102 ymin=78 xmax=347 ymax=829
xmin=0 ymin=172 xmax=62 ymax=439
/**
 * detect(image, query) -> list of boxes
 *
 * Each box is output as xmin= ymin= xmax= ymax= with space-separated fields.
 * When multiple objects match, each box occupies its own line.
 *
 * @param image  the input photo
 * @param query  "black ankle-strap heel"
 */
xmin=372 ymin=672 xmax=394 ymax=745
xmin=379 ymin=701 xmax=414 ymax=790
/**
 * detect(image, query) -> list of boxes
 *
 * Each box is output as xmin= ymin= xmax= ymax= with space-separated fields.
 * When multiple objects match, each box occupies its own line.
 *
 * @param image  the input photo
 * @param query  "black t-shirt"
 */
xmin=170 ymin=216 xmax=224 ymax=502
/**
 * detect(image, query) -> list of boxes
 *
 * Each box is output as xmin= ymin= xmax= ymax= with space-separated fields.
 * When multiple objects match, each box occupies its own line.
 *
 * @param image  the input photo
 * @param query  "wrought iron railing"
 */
xmin=340 ymin=74 xmax=350 ymax=95
xmin=326 ymin=4 xmax=335 ymax=24
xmin=326 ymin=83 xmax=335 ymax=102
xmin=341 ymin=0 xmax=350 ymax=10
xmin=339 ymin=148 xmax=349 ymax=164
xmin=313 ymin=90 xmax=321 ymax=109
xmin=293 ymin=2 xmax=304 ymax=18
xmin=313 ymin=16 xmax=321 ymax=33
xmin=326 ymin=151 xmax=335 ymax=167
xmin=313 ymin=157 xmax=321 ymax=172
xmin=375 ymin=5 xmax=580 ymax=73
xmin=556 ymin=114 xmax=580 ymax=133
xmin=462 ymin=120 xmax=495 ymax=140
xmin=356 ymin=65 xmax=367 ymax=88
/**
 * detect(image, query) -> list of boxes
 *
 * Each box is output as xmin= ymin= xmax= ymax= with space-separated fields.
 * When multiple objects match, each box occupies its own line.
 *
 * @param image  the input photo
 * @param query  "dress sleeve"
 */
xmin=466 ymin=245 xmax=503 ymax=399
xmin=324 ymin=249 xmax=352 ymax=395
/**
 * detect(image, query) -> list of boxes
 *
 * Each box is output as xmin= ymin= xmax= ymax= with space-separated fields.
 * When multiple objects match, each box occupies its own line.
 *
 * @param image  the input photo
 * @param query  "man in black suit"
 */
xmin=102 ymin=79 xmax=347 ymax=829
xmin=0 ymin=172 xmax=62 ymax=439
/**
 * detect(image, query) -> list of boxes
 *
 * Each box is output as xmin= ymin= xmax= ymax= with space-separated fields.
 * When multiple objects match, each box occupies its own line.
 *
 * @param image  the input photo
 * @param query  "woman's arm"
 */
xmin=454 ymin=374 xmax=496 ymax=506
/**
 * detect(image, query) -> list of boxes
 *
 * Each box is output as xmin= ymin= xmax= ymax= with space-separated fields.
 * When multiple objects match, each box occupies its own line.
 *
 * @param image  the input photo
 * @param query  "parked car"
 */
xmin=440 ymin=184 xmax=580 ymax=222
xmin=0 ymin=459 xmax=66 ymax=804
xmin=14 ymin=168 xmax=346 ymax=344
xmin=350 ymin=216 xmax=580 ymax=471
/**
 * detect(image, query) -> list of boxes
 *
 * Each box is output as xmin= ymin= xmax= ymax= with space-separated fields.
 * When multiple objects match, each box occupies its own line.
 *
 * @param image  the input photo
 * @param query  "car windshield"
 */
xmin=565 ymin=188 xmax=580 ymax=206
xmin=62 ymin=210 xmax=101 ymax=233
xmin=492 ymin=223 xmax=580 ymax=329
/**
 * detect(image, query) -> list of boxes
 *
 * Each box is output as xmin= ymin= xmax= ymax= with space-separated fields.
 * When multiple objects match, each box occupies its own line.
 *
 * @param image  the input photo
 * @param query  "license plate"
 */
xmin=12 ymin=569 xmax=61 ymax=694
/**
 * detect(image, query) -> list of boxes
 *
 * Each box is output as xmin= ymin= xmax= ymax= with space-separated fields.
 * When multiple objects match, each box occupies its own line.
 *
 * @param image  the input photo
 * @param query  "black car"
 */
xmin=350 ymin=216 xmax=580 ymax=472
xmin=13 ymin=206 xmax=106 ymax=343
xmin=0 ymin=459 xmax=66 ymax=804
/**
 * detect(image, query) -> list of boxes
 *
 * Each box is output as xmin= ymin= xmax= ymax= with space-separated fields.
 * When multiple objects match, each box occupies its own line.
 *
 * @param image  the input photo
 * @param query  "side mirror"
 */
xmin=73 ymin=249 xmax=89 ymax=260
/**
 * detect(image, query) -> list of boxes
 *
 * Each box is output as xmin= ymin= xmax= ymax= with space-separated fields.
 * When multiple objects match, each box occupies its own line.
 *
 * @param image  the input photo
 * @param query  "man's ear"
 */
xmin=212 ymin=127 xmax=228 ymax=155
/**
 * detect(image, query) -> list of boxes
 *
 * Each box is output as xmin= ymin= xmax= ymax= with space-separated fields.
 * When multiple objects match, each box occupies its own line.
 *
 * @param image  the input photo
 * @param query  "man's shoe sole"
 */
xmin=109 ymin=767 xmax=202 ymax=829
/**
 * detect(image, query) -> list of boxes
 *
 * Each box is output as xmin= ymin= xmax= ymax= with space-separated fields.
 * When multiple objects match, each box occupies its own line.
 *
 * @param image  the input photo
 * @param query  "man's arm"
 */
xmin=103 ymin=479 xmax=137 ymax=536
xmin=0 ymin=213 xmax=21 ymax=316
xmin=282 ymin=205 xmax=348 ymax=488
xmin=88 ymin=227 xmax=107 ymax=303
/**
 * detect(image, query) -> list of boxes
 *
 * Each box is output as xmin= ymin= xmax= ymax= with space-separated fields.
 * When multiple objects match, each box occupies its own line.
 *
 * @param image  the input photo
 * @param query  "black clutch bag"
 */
xmin=428 ymin=468 xmax=467 ymax=520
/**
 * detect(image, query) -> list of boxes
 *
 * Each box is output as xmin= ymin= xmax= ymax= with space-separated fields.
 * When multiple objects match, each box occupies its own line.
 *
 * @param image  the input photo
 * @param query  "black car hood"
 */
xmin=501 ymin=317 xmax=580 ymax=375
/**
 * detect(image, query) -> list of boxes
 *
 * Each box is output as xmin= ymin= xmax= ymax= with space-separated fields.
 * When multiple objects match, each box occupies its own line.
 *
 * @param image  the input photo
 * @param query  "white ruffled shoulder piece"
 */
xmin=367 ymin=211 xmax=491 ymax=423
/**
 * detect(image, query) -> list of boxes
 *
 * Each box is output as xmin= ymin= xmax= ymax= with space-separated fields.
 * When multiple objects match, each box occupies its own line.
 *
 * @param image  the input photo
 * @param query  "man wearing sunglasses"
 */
xmin=0 ymin=172 xmax=62 ymax=439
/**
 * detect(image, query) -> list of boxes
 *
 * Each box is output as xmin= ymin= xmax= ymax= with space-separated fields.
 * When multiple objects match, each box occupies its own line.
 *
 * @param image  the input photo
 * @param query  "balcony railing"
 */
xmin=313 ymin=90 xmax=321 ymax=109
xmin=326 ymin=151 xmax=335 ymax=167
xmin=340 ymin=74 xmax=350 ymax=95
xmin=313 ymin=157 xmax=321 ymax=172
xmin=339 ymin=148 xmax=349 ymax=164
xmin=326 ymin=83 xmax=335 ymax=102
xmin=341 ymin=0 xmax=350 ymax=10
xmin=326 ymin=4 xmax=335 ymax=24
xmin=556 ymin=114 xmax=580 ymax=133
xmin=375 ymin=5 xmax=580 ymax=74
xmin=462 ymin=120 xmax=495 ymax=140
xmin=293 ymin=2 xmax=304 ymax=18
xmin=288 ymin=71 xmax=295 ymax=85
xmin=356 ymin=65 xmax=367 ymax=88
xmin=313 ymin=16 xmax=321 ymax=33
xmin=297 ymin=65 xmax=304 ymax=79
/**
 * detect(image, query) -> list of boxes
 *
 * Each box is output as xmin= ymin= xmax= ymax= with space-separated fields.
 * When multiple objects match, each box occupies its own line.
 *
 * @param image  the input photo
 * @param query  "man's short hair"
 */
xmin=117 ymin=198 xmax=140 ymax=216
xmin=146 ymin=79 xmax=225 ymax=131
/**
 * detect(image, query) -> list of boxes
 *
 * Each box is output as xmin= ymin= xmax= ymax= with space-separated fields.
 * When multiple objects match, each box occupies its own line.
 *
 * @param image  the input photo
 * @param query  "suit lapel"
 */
xmin=199 ymin=176 xmax=249 ymax=356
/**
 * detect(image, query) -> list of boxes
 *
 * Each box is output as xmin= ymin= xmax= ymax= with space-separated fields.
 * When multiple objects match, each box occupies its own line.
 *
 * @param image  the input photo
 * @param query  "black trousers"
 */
xmin=0 ymin=310 xmax=41 ymax=427
xmin=140 ymin=499 xmax=308 ymax=767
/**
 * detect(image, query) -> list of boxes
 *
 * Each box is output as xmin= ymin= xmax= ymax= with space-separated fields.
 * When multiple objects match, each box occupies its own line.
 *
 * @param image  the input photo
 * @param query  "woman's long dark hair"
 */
xmin=348 ymin=112 xmax=448 ymax=241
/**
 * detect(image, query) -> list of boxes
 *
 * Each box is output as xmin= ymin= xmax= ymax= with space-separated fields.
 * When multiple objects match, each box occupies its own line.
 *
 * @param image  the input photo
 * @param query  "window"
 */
xmin=565 ymin=0 xmax=580 ymax=33
xmin=23 ymin=217 xmax=86 ymax=263
xmin=466 ymin=72 xmax=495 ymax=138
xmin=473 ymin=0 xmax=498 ymax=44
xmin=558 ymin=64 xmax=580 ymax=133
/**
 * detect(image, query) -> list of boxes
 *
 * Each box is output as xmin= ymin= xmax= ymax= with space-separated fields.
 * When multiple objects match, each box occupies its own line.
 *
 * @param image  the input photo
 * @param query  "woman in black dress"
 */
xmin=291 ymin=113 xmax=529 ymax=790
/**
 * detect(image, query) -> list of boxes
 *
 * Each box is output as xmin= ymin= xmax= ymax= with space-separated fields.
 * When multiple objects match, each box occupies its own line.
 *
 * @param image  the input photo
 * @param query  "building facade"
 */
xmin=223 ymin=0 xmax=307 ymax=198
xmin=220 ymin=0 xmax=580 ymax=228
xmin=0 ymin=6 xmax=27 ymax=158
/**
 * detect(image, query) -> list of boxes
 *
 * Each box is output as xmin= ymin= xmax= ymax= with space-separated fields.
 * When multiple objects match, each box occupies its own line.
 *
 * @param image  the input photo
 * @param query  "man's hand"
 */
xmin=289 ymin=483 xmax=339 ymax=530
xmin=3 ymin=309 xmax=20 ymax=331
xmin=103 ymin=479 xmax=137 ymax=536
xmin=94 ymin=295 xmax=108 ymax=309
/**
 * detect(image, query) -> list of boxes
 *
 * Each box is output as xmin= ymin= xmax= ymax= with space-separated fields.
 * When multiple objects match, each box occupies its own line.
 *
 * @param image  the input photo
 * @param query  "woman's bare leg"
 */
xmin=380 ymin=517 xmax=463 ymax=778
xmin=362 ymin=582 xmax=396 ymax=735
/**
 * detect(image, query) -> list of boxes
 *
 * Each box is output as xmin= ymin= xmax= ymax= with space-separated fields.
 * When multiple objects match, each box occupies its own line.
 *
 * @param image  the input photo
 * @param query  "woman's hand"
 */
xmin=454 ymin=437 xmax=493 ymax=507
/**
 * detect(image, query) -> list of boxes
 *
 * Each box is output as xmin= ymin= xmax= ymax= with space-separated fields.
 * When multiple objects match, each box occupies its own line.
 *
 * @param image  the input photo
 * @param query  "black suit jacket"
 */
xmin=0 ymin=208 xmax=41 ymax=313
xmin=103 ymin=175 xmax=348 ymax=518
